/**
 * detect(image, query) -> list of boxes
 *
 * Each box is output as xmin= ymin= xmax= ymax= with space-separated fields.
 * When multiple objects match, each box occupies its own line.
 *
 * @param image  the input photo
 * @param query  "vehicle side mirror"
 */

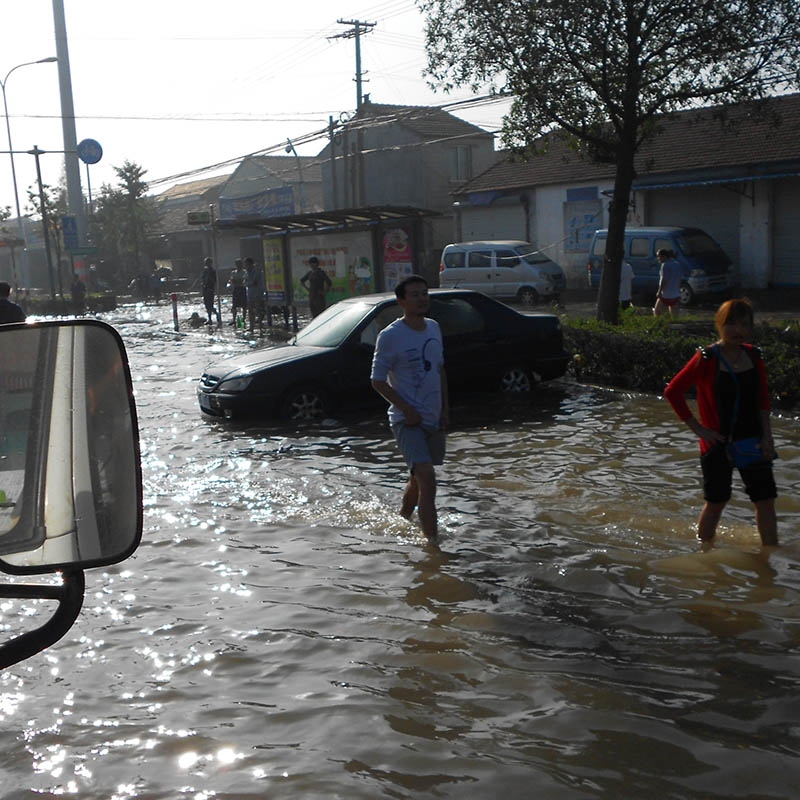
xmin=0 ymin=320 xmax=142 ymax=574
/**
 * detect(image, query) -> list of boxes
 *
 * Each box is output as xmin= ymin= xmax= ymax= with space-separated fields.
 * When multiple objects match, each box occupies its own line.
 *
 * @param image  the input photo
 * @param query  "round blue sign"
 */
xmin=77 ymin=138 xmax=103 ymax=165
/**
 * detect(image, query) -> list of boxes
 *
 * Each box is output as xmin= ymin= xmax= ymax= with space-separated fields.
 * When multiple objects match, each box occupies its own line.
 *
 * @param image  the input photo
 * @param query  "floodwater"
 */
xmin=1 ymin=298 xmax=800 ymax=799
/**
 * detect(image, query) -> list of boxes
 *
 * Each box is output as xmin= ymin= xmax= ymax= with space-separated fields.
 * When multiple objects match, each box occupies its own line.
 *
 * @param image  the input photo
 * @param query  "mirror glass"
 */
xmin=0 ymin=320 xmax=142 ymax=574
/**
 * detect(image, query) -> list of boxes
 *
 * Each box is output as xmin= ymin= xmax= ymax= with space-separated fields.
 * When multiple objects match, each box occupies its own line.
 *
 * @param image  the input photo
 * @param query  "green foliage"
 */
xmin=89 ymin=161 xmax=159 ymax=287
xmin=563 ymin=312 xmax=800 ymax=409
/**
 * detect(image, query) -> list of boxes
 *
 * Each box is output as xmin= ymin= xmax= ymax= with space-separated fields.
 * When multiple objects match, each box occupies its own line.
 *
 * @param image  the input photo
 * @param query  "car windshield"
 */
xmin=515 ymin=246 xmax=552 ymax=264
xmin=294 ymin=300 xmax=377 ymax=348
xmin=676 ymin=232 xmax=725 ymax=257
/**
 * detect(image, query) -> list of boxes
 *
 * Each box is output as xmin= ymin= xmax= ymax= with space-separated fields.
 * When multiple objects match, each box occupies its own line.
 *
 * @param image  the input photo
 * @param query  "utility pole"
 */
xmin=331 ymin=19 xmax=375 ymax=112
xmin=330 ymin=20 xmax=375 ymax=207
xmin=52 ymin=0 xmax=85 ymax=248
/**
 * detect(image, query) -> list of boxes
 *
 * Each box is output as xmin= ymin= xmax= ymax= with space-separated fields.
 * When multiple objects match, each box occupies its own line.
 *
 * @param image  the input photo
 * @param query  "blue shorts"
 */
xmin=391 ymin=423 xmax=446 ymax=472
xmin=700 ymin=444 xmax=777 ymax=504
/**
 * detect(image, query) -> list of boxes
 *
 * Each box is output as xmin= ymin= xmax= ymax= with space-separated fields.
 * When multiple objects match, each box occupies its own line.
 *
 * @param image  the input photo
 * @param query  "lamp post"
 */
xmin=1 ymin=57 xmax=58 ymax=289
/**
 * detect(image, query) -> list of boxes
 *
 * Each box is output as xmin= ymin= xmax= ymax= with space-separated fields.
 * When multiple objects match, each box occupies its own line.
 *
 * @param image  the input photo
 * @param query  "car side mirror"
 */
xmin=0 ymin=320 xmax=142 ymax=667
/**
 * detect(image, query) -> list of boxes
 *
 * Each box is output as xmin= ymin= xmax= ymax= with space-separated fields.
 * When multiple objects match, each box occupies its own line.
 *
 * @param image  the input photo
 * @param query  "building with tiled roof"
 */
xmin=453 ymin=93 xmax=800 ymax=289
xmin=318 ymin=99 xmax=499 ymax=271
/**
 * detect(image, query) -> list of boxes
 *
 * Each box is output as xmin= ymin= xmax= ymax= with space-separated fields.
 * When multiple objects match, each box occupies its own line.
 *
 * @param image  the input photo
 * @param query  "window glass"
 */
xmin=429 ymin=298 xmax=485 ymax=336
xmin=359 ymin=305 xmax=403 ymax=348
xmin=295 ymin=301 xmax=375 ymax=347
xmin=444 ymin=251 xmax=466 ymax=268
xmin=676 ymin=232 xmax=724 ymax=256
xmin=468 ymin=250 xmax=493 ymax=269
xmin=629 ymin=237 xmax=651 ymax=257
xmin=495 ymin=250 xmax=521 ymax=268
xmin=592 ymin=236 xmax=607 ymax=256
xmin=654 ymin=238 xmax=672 ymax=254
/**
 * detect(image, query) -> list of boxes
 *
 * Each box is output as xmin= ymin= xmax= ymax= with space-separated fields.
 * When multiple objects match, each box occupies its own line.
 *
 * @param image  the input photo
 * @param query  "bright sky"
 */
xmin=0 ymin=0 xmax=509 ymax=212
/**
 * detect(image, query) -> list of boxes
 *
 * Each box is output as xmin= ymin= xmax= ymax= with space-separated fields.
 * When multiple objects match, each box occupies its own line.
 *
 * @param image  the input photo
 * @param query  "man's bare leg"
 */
xmin=400 ymin=475 xmax=418 ymax=519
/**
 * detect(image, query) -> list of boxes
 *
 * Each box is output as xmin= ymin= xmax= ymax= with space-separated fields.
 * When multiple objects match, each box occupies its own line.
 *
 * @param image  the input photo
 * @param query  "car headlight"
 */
xmin=218 ymin=375 xmax=253 ymax=392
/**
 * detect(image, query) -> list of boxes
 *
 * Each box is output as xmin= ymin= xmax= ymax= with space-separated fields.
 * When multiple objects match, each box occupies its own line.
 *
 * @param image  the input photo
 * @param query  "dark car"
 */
xmin=197 ymin=289 xmax=571 ymax=421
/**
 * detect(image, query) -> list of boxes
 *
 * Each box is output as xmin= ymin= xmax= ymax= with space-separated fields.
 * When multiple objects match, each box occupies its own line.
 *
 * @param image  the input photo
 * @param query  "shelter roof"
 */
xmin=215 ymin=205 xmax=440 ymax=235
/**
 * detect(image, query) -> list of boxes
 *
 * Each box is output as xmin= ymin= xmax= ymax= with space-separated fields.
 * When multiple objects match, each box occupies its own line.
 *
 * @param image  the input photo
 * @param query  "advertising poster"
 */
xmin=262 ymin=239 xmax=286 ymax=303
xmin=292 ymin=233 xmax=374 ymax=304
xmin=382 ymin=226 xmax=414 ymax=291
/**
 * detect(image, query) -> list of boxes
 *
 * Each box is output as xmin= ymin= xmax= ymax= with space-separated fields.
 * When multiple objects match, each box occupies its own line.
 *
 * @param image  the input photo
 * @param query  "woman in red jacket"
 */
xmin=664 ymin=298 xmax=778 ymax=546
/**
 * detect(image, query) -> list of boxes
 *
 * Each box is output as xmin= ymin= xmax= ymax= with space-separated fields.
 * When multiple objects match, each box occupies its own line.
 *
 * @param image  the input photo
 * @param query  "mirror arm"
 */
xmin=0 ymin=569 xmax=86 ymax=669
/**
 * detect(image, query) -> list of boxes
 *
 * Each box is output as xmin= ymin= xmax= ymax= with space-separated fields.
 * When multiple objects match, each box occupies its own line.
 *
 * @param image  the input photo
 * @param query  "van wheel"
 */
xmin=517 ymin=287 xmax=539 ymax=306
xmin=500 ymin=365 xmax=534 ymax=393
xmin=679 ymin=282 xmax=694 ymax=306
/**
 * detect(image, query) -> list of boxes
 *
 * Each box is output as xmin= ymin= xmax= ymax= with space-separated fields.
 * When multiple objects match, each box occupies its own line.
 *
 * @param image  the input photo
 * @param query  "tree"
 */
xmin=89 ymin=161 xmax=159 ymax=287
xmin=26 ymin=182 xmax=68 ymax=298
xmin=418 ymin=0 xmax=800 ymax=322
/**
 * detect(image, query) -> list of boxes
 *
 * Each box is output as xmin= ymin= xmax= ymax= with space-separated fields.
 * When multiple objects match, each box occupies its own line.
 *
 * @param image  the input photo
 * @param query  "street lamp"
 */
xmin=1 ymin=57 xmax=58 ymax=289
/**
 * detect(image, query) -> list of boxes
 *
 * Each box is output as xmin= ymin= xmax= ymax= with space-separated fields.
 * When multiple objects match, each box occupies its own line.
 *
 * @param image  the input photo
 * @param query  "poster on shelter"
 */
xmin=382 ymin=226 xmax=414 ymax=291
xmin=262 ymin=239 xmax=286 ymax=303
xmin=292 ymin=233 xmax=374 ymax=304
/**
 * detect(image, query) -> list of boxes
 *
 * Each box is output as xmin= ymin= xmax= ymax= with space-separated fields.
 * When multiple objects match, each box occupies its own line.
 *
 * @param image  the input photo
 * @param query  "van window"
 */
xmin=468 ymin=251 xmax=493 ymax=269
xmin=444 ymin=251 xmax=466 ymax=268
xmin=629 ymin=237 xmax=651 ymax=258
xmin=591 ymin=236 xmax=607 ymax=256
xmin=654 ymin=238 xmax=672 ymax=254
xmin=495 ymin=249 xmax=521 ymax=268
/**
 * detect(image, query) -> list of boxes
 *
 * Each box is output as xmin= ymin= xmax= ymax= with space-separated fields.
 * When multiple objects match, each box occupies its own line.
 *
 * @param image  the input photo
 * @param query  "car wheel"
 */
xmin=517 ymin=286 xmax=539 ymax=306
xmin=500 ymin=365 xmax=534 ymax=393
xmin=679 ymin=282 xmax=694 ymax=306
xmin=282 ymin=386 xmax=328 ymax=421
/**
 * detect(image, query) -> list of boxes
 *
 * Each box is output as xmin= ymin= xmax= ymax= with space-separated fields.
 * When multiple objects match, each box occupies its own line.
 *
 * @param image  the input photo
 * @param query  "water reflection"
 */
xmin=1 ymin=301 xmax=799 ymax=796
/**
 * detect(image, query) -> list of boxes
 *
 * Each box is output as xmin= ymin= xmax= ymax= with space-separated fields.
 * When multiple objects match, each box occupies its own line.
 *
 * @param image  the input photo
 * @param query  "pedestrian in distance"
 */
xmin=664 ymin=297 xmax=778 ymax=547
xmin=0 ymin=282 xmax=25 ymax=324
xmin=201 ymin=257 xmax=221 ymax=325
xmin=653 ymin=248 xmax=681 ymax=317
xmin=619 ymin=260 xmax=635 ymax=310
xmin=229 ymin=258 xmax=247 ymax=327
xmin=245 ymin=257 xmax=266 ymax=334
xmin=300 ymin=256 xmax=333 ymax=318
xmin=370 ymin=274 xmax=449 ymax=544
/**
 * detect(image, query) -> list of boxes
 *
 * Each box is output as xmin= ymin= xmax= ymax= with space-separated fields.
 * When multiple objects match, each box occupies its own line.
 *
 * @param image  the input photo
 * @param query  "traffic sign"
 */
xmin=61 ymin=215 xmax=79 ymax=250
xmin=187 ymin=211 xmax=211 ymax=225
xmin=77 ymin=138 xmax=103 ymax=165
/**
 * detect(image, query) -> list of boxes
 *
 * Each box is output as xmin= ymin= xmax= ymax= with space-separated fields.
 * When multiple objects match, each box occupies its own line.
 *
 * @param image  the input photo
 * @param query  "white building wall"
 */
xmin=738 ymin=181 xmax=772 ymax=288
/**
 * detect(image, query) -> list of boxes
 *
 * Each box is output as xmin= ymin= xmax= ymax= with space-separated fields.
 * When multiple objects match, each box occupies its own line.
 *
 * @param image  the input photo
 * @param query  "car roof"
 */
xmin=443 ymin=240 xmax=531 ymax=248
xmin=593 ymin=227 xmax=704 ymax=236
xmin=338 ymin=288 xmax=487 ymax=306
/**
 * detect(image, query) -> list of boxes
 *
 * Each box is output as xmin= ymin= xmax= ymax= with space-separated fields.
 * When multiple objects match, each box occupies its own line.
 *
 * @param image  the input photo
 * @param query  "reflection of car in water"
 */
xmin=197 ymin=289 xmax=571 ymax=422
xmin=0 ymin=320 xmax=142 ymax=668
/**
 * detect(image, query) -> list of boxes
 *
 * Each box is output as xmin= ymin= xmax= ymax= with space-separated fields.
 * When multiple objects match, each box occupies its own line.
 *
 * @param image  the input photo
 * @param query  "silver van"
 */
xmin=439 ymin=240 xmax=566 ymax=304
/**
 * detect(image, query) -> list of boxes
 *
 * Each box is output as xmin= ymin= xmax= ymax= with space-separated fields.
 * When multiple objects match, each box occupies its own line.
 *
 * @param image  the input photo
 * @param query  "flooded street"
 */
xmin=1 ymin=298 xmax=800 ymax=798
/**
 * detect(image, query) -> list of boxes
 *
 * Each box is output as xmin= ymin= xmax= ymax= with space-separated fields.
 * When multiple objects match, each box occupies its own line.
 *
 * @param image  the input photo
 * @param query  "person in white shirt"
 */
xmin=654 ymin=248 xmax=681 ymax=317
xmin=370 ymin=275 xmax=449 ymax=542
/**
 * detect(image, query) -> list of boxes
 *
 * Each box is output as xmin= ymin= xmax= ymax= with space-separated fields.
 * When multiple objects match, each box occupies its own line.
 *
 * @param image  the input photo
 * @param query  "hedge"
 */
xmin=562 ymin=309 xmax=800 ymax=410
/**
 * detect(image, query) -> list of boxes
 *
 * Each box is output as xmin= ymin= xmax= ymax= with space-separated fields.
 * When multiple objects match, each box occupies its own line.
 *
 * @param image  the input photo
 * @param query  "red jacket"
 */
xmin=664 ymin=343 xmax=770 ymax=454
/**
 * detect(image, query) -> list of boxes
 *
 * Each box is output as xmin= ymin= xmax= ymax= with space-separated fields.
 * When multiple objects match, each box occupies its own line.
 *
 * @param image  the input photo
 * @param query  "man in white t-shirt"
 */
xmin=371 ymin=275 xmax=449 ymax=542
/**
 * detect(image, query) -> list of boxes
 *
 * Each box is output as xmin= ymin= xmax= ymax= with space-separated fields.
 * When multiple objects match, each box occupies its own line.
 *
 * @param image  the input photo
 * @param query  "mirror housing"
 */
xmin=0 ymin=319 xmax=142 ymax=574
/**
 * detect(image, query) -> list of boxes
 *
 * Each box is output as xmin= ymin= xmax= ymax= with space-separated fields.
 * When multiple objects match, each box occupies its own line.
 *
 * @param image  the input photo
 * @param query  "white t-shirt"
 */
xmin=659 ymin=258 xmax=682 ymax=300
xmin=619 ymin=261 xmax=634 ymax=302
xmin=370 ymin=317 xmax=444 ymax=428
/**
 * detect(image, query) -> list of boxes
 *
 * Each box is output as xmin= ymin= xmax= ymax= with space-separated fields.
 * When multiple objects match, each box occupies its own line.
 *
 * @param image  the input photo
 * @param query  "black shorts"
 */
xmin=700 ymin=444 xmax=777 ymax=504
